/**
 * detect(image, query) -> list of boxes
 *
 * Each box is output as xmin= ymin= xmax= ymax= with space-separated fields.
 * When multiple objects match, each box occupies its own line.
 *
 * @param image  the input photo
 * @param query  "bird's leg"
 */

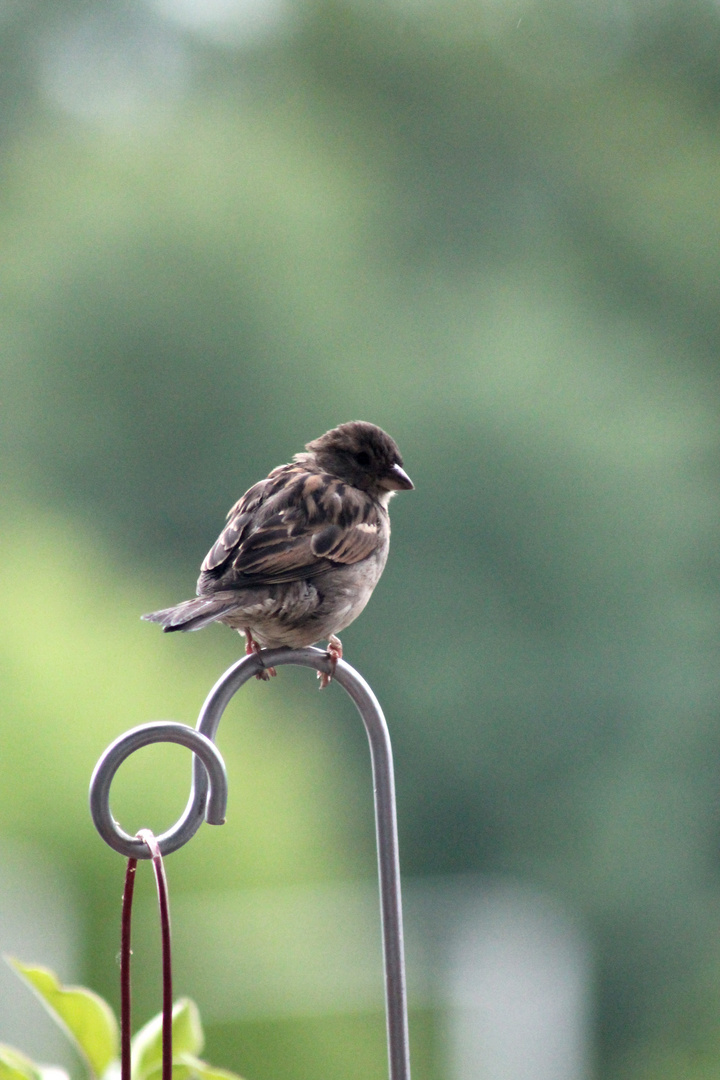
xmin=244 ymin=628 xmax=277 ymax=680
xmin=318 ymin=634 xmax=343 ymax=690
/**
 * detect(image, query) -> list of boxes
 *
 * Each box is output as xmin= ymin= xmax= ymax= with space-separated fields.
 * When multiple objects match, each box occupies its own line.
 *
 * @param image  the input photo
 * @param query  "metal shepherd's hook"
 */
xmin=89 ymin=646 xmax=411 ymax=1080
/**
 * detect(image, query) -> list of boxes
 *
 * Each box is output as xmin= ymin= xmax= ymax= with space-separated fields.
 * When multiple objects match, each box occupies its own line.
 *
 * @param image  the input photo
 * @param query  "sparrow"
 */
xmin=142 ymin=422 xmax=413 ymax=687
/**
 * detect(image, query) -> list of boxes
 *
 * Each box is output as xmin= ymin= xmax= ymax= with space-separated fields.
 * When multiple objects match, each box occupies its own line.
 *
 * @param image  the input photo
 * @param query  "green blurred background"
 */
xmin=2 ymin=0 xmax=720 ymax=1077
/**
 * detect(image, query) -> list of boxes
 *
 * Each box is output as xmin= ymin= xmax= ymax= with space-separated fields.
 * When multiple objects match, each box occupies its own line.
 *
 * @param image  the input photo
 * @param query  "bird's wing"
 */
xmin=202 ymin=477 xmax=274 ymax=572
xmin=200 ymin=465 xmax=383 ymax=587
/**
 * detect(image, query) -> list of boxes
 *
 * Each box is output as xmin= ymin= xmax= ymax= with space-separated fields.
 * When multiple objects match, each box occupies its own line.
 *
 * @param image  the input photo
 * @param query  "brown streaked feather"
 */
xmin=198 ymin=462 xmax=384 ymax=591
xmin=311 ymin=521 xmax=379 ymax=563
xmin=202 ymin=477 xmax=273 ymax=571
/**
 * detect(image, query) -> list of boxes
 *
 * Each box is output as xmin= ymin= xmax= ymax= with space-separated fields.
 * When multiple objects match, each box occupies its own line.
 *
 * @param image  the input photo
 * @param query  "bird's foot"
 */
xmin=318 ymin=634 xmax=342 ymax=690
xmin=244 ymin=628 xmax=277 ymax=680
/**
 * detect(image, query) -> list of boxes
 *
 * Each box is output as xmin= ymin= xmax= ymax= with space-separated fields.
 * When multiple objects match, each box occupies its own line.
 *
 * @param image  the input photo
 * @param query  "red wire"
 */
xmin=120 ymin=859 xmax=138 ymax=1080
xmin=138 ymin=830 xmax=173 ymax=1080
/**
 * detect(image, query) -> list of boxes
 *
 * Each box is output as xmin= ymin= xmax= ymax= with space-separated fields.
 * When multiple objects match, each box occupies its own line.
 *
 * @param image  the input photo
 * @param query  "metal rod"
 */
xmin=88 ymin=647 xmax=411 ymax=1080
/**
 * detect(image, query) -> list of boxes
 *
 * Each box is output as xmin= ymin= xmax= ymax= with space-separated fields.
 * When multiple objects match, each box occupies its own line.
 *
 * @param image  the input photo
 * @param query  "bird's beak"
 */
xmin=383 ymin=463 xmax=414 ymax=491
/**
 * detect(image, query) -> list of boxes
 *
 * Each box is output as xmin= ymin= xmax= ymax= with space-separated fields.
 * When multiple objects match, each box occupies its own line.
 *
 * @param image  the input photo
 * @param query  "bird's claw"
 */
xmin=254 ymin=664 xmax=277 ymax=681
xmin=244 ymin=629 xmax=277 ymax=681
xmin=318 ymin=635 xmax=342 ymax=690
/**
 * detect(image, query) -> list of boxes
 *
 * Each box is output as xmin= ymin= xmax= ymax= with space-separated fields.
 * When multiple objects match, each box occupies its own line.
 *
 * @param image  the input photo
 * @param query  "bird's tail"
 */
xmin=141 ymin=594 xmax=239 ymax=632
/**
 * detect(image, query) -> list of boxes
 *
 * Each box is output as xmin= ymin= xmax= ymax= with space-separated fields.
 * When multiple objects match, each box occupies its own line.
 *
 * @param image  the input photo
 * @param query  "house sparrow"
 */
xmin=142 ymin=422 xmax=413 ymax=687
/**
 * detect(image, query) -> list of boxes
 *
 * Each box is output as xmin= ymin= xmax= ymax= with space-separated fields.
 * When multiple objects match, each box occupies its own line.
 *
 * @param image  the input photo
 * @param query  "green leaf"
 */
xmin=175 ymin=1054 xmax=245 ymax=1080
xmin=142 ymin=1055 xmax=245 ymax=1080
xmin=7 ymin=960 xmax=119 ymax=1080
xmin=0 ymin=1046 xmax=71 ymax=1080
xmin=0 ymin=1043 xmax=43 ymax=1080
xmin=168 ymin=1002 xmax=203 ymax=1060
xmin=131 ymin=1000 xmax=203 ymax=1080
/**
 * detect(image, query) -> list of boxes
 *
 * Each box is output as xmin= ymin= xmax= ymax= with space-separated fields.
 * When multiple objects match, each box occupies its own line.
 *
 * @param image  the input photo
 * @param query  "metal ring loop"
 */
xmin=89 ymin=721 xmax=228 ymax=859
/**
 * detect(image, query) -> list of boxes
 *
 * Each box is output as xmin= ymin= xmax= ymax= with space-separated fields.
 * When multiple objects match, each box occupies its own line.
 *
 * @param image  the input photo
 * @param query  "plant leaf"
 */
xmin=142 ymin=1055 xmax=245 ymax=1080
xmin=131 ymin=1000 xmax=203 ymax=1080
xmin=7 ymin=960 xmax=118 ymax=1079
xmin=169 ymin=1001 xmax=203 ymax=1060
xmin=176 ymin=1054 xmax=245 ymax=1080
xmin=0 ymin=1043 xmax=43 ymax=1080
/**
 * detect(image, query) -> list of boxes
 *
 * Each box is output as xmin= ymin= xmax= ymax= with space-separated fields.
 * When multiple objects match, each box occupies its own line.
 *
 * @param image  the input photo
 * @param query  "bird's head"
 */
xmin=304 ymin=421 xmax=413 ymax=497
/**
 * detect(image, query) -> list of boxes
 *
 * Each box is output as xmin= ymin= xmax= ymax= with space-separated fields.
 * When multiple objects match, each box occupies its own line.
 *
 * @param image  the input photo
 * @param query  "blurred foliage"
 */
xmin=3 ymin=962 xmax=244 ymax=1080
xmin=2 ymin=0 xmax=720 ymax=1076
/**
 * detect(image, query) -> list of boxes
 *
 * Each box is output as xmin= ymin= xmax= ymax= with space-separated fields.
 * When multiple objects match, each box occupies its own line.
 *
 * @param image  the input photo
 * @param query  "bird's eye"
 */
xmin=356 ymin=451 xmax=372 ymax=468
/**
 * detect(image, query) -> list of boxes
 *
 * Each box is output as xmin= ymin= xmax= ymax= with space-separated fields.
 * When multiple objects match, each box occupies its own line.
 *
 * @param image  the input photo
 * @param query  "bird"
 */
xmin=142 ymin=421 xmax=413 ymax=687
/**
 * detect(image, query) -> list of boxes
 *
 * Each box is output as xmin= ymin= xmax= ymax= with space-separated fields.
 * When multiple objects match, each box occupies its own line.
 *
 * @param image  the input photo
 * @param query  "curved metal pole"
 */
xmin=184 ymin=647 xmax=410 ymax=1080
xmin=89 ymin=721 xmax=228 ymax=859
xmin=89 ymin=647 xmax=411 ymax=1080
